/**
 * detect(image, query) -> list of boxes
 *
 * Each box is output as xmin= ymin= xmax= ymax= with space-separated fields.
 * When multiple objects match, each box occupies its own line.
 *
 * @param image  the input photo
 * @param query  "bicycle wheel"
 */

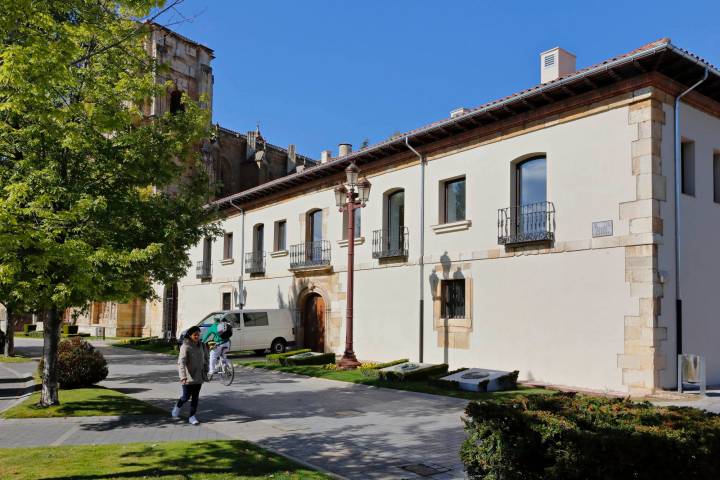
xmin=220 ymin=361 xmax=235 ymax=386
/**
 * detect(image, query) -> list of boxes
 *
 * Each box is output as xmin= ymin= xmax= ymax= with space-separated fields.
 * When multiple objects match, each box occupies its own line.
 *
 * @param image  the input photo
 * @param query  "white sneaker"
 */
xmin=171 ymin=406 xmax=180 ymax=418
xmin=189 ymin=415 xmax=199 ymax=425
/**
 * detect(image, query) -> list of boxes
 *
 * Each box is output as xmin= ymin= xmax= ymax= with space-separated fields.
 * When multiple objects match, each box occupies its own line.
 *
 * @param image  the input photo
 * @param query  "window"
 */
xmin=169 ymin=90 xmax=184 ymax=114
xmin=244 ymin=312 xmax=269 ymax=327
xmin=202 ymin=237 xmax=212 ymax=264
xmin=442 ymin=177 xmax=466 ymax=223
xmin=515 ymin=156 xmax=548 ymax=236
xmin=681 ymin=141 xmax=695 ymax=196
xmin=222 ymin=292 xmax=232 ymax=311
xmin=441 ymin=279 xmax=465 ymax=319
xmin=342 ymin=207 xmax=361 ymax=240
xmin=714 ymin=153 xmax=720 ymax=204
xmin=274 ymin=220 xmax=287 ymax=251
xmin=253 ymin=224 xmax=264 ymax=253
xmin=223 ymin=232 xmax=233 ymax=260
xmin=307 ymin=210 xmax=322 ymax=242
xmin=387 ymin=190 xmax=405 ymax=250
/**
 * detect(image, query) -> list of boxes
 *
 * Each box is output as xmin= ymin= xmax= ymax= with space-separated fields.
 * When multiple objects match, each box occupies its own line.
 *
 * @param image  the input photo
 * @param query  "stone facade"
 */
xmin=618 ymin=95 xmax=667 ymax=395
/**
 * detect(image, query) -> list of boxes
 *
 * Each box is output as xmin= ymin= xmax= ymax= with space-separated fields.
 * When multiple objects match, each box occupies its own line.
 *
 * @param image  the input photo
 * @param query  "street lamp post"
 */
xmin=334 ymin=162 xmax=371 ymax=369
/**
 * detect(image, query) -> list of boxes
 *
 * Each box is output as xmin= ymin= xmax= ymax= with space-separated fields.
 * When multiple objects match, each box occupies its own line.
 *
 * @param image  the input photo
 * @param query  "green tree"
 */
xmin=0 ymin=1 xmax=218 ymax=405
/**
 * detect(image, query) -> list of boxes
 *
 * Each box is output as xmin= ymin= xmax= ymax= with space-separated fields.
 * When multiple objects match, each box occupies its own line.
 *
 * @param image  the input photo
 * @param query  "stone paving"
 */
xmin=3 ymin=338 xmax=468 ymax=480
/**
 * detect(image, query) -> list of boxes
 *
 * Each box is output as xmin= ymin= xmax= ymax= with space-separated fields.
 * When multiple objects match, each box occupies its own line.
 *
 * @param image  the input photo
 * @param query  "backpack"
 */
xmin=217 ymin=321 xmax=233 ymax=341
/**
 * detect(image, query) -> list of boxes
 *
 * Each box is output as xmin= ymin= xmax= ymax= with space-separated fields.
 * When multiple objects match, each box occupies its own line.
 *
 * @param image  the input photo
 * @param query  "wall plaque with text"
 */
xmin=592 ymin=220 xmax=613 ymax=237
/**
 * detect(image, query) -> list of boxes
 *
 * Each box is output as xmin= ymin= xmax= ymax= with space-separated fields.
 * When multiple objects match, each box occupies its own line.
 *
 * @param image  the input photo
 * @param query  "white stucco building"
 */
xmin=176 ymin=39 xmax=720 ymax=396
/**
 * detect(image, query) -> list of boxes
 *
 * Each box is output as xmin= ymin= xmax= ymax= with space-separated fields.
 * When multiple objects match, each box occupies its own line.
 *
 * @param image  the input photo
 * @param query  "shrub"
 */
xmin=23 ymin=324 xmax=36 ymax=333
xmin=38 ymin=337 xmax=108 ymax=388
xmin=378 ymin=363 xmax=449 ymax=382
xmin=61 ymin=324 xmax=79 ymax=335
xmin=428 ymin=367 xmax=468 ymax=390
xmin=115 ymin=336 xmax=159 ymax=346
xmin=359 ymin=359 xmax=411 ymax=378
xmin=267 ymin=348 xmax=311 ymax=365
xmin=461 ymin=393 xmax=720 ymax=480
xmin=282 ymin=352 xmax=336 ymax=366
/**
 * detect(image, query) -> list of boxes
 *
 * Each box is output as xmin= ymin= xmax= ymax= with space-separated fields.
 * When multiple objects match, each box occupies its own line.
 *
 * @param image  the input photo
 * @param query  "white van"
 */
xmin=193 ymin=309 xmax=295 ymax=354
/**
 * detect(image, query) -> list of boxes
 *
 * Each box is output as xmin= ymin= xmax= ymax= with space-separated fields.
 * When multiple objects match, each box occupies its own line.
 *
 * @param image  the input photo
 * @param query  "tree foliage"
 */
xmin=0 ymin=0 xmax=218 ymax=403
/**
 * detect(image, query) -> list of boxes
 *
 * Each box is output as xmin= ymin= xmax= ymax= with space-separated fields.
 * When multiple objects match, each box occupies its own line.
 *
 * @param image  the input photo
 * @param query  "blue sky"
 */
xmin=166 ymin=0 xmax=720 ymax=159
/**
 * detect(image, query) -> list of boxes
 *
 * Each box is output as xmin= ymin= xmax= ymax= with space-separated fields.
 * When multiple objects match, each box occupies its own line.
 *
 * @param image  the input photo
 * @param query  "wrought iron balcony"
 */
xmin=245 ymin=251 xmax=266 ymax=274
xmin=195 ymin=260 xmax=212 ymax=279
xmin=289 ymin=240 xmax=331 ymax=270
xmin=498 ymin=201 xmax=555 ymax=246
xmin=372 ymin=227 xmax=409 ymax=259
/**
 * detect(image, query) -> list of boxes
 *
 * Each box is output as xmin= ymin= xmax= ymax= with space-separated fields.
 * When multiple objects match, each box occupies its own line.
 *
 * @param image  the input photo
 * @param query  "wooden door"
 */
xmin=303 ymin=294 xmax=325 ymax=352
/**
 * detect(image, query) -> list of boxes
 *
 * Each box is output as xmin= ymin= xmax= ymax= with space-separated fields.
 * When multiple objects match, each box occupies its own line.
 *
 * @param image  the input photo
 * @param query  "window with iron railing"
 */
xmin=498 ymin=201 xmax=555 ymax=245
xmin=289 ymin=240 xmax=331 ymax=269
xmin=372 ymin=227 xmax=409 ymax=259
xmin=245 ymin=251 xmax=266 ymax=274
xmin=441 ymin=279 xmax=465 ymax=319
xmin=196 ymin=260 xmax=212 ymax=279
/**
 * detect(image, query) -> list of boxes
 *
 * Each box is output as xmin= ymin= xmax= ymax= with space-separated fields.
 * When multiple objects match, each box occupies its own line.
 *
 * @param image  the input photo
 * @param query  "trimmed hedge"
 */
xmin=115 ymin=336 xmax=159 ymax=346
xmin=428 ymin=367 xmax=468 ymax=390
xmin=282 ymin=352 xmax=336 ymax=366
xmin=378 ymin=363 xmax=449 ymax=382
xmin=62 ymin=324 xmax=79 ymax=335
xmin=38 ymin=337 xmax=108 ymax=388
xmin=359 ymin=358 xmax=411 ymax=378
xmin=267 ymin=348 xmax=311 ymax=365
xmin=461 ymin=393 xmax=720 ymax=480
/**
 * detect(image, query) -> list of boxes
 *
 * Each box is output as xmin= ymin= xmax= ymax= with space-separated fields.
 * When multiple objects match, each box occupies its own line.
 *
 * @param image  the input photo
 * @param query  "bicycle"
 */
xmin=206 ymin=342 xmax=235 ymax=386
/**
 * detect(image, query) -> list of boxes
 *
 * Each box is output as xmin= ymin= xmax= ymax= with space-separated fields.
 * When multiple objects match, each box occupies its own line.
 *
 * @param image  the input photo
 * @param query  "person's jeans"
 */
xmin=209 ymin=341 xmax=230 ymax=374
xmin=176 ymin=383 xmax=201 ymax=416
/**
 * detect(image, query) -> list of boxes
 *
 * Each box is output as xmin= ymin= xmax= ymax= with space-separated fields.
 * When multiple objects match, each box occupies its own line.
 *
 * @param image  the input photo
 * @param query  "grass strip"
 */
xmin=0 ymin=440 xmax=331 ymax=480
xmin=1 ymin=386 xmax=165 ymax=419
xmin=0 ymin=356 xmax=32 ymax=363
xmin=238 ymin=361 xmax=552 ymax=402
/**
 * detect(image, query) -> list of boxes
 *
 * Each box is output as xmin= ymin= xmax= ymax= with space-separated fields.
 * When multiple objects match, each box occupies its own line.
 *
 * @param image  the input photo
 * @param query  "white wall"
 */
xmin=177 ymin=104 xmax=647 ymax=393
xmin=659 ymin=103 xmax=720 ymax=387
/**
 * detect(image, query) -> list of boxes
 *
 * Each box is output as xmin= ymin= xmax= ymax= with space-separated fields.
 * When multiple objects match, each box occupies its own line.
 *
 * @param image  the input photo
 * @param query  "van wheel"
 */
xmin=270 ymin=339 xmax=286 ymax=354
xmin=254 ymin=349 xmax=266 ymax=356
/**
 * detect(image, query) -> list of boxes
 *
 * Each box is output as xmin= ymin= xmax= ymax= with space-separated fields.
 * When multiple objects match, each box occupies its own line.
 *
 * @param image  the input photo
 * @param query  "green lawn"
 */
xmin=0 ymin=355 xmax=32 ymax=363
xmin=239 ymin=361 xmax=552 ymax=401
xmin=1 ymin=387 xmax=165 ymax=418
xmin=0 ymin=440 xmax=330 ymax=480
xmin=114 ymin=341 xmax=179 ymax=355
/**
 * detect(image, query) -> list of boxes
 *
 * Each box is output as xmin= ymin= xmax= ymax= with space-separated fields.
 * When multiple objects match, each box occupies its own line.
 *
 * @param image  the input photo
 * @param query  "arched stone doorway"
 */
xmin=302 ymin=293 xmax=326 ymax=352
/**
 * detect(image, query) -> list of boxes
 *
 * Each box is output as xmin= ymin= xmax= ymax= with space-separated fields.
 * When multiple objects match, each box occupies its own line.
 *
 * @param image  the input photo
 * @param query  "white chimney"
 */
xmin=338 ymin=143 xmax=352 ymax=157
xmin=450 ymin=107 xmax=470 ymax=118
xmin=540 ymin=47 xmax=576 ymax=84
xmin=320 ymin=150 xmax=332 ymax=163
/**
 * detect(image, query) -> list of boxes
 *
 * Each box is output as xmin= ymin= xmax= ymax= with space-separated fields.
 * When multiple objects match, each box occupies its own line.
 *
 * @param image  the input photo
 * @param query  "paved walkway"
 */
xmin=3 ymin=338 xmax=468 ymax=479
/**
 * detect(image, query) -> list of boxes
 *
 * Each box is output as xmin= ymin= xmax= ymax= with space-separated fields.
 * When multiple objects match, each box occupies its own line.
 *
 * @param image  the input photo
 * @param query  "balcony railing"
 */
xmin=245 ymin=251 xmax=266 ymax=274
xmin=372 ymin=227 xmax=409 ymax=259
xmin=196 ymin=260 xmax=212 ymax=279
xmin=289 ymin=240 xmax=331 ymax=270
xmin=498 ymin=201 xmax=555 ymax=245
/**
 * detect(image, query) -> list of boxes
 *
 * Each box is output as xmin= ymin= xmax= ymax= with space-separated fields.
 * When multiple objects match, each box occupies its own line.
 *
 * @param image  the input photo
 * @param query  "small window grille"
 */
xmin=441 ymin=279 xmax=465 ymax=319
xmin=544 ymin=54 xmax=555 ymax=68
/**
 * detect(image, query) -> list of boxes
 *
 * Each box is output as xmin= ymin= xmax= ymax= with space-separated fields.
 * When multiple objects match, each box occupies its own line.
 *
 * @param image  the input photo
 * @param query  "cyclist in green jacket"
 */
xmin=202 ymin=314 xmax=232 ymax=375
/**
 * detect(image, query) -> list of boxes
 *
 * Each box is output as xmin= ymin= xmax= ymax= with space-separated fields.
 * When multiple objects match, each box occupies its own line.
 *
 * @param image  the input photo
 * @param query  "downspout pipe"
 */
xmin=674 ymin=68 xmax=708 ymax=379
xmin=406 ymin=137 xmax=425 ymax=362
xmin=229 ymin=199 xmax=246 ymax=310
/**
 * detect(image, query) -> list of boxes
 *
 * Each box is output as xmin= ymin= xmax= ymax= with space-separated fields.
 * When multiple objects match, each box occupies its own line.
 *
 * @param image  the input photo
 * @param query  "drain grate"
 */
xmin=401 ymin=463 xmax=450 ymax=477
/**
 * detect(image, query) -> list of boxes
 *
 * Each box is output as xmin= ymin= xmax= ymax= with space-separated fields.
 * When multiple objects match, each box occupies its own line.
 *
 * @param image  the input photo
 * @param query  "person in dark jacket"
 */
xmin=172 ymin=326 xmax=208 ymax=425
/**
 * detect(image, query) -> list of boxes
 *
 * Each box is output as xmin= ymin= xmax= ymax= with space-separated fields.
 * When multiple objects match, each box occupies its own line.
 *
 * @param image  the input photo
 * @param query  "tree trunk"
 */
xmin=3 ymin=307 xmax=14 ymax=357
xmin=40 ymin=308 xmax=61 ymax=406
